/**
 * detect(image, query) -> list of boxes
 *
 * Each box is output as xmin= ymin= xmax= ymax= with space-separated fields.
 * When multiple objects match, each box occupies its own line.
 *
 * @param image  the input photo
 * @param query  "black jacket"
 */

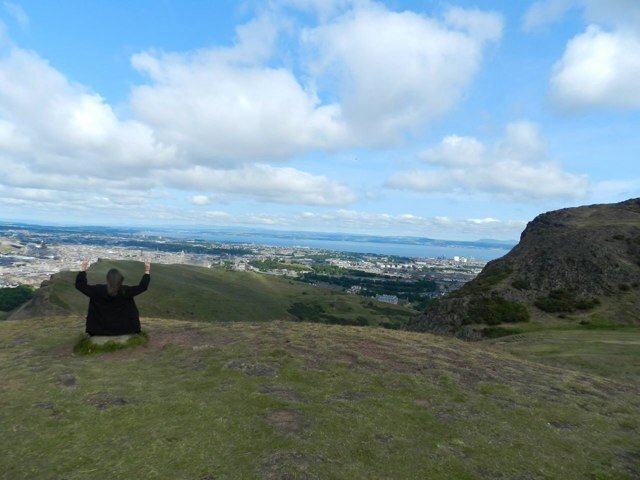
xmin=75 ymin=271 xmax=150 ymax=336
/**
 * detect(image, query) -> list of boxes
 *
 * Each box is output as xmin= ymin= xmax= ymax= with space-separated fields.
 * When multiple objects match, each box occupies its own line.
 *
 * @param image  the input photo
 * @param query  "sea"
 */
xmin=189 ymin=231 xmax=512 ymax=261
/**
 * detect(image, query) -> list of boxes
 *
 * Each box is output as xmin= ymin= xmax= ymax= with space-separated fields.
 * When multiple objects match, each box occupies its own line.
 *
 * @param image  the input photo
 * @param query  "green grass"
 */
xmin=1 ymin=316 xmax=639 ymax=479
xmin=488 ymin=327 xmax=640 ymax=384
xmin=17 ymin=259 xmax=415 ymax=328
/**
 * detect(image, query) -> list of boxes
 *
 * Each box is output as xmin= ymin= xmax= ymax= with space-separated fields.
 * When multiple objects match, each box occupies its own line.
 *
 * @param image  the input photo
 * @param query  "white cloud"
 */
xmin=0 ymin=48 xmax=176 ymax=179
xmin=130 ymin=3 xmax=503 ymax=160
xmin=130 ymin=15 xmax=349 ymax=163
xmin=184 ymin=208 xmax=526 ymax=238
xmin=0 ymin=44 xmax=354 ymax=207
xmin=163 ymin=164 xmax=357 ymax=206
xmin=190 ymin=195 xmax=211 ymax=206
xmin=303 ymin=4 xmax=503 ymax=143
xmin=421 ymin=135 xmax=485 ymax=166
xmin=550 ymin=26 xmax=640 ymax=109
xmin=525 ymin=1 xmax=640 ymax=110
xmin=386 ymin=121 xmax=589 ymax=201
xmin=290 ymin=209 xmax=526 ymax=238
xmin=444 ymin=7 xmax=503 ymax=42
xmin=0 ymin=2 xmax=507 ymax=221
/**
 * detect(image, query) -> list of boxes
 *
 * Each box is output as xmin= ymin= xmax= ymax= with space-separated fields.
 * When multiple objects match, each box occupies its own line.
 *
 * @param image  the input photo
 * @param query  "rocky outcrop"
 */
xmin=408 ymin=198 xmax=640 ymax=339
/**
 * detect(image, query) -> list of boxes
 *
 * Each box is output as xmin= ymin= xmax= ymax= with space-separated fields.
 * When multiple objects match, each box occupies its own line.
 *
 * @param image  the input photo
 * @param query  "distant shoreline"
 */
xmin=0 ymin=221 xmax=515 ymax=261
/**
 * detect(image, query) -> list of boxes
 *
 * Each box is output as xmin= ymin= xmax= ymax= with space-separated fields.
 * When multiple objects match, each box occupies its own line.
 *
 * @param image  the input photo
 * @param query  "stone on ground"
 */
xmin=89 ymin=334 xmax=137 ymax=345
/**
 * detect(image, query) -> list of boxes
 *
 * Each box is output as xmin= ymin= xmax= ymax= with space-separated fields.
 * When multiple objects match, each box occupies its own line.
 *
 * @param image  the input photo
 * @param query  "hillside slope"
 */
xmin=1 ymin=316 xmax=639 ymax=479
xmin=9 ymin=259 xmax=414 ymax=328
xmin=408 ymin=198 xmax=640 ymax=339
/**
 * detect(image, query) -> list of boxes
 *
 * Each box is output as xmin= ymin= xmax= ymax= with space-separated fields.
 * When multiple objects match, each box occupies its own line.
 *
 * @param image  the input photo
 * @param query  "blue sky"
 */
xmin=0 ymin=0 xmax=638 ymax=240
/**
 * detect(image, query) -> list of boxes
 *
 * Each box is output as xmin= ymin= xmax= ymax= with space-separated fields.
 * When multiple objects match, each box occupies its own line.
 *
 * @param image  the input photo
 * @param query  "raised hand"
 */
xmin=81 ymin=259 xmax=89 ymax=271
xmin=144 ymin=259 xmax=151 ymax=274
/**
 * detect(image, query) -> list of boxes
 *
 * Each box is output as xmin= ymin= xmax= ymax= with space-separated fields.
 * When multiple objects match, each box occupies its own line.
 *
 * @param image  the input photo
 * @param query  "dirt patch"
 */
xmin=264 ymin=409 xmax=306 ymax=436
xmin=225 ymin=359 xmax=279 ymax=377
xmin=57 ymin=373 xmax=77 ymax=387
xmin=260 ymin=451 xmax=324 ymax=479
xmin=258 ymin=385 xmax=305 ymax=403
xmin=32 ymin=401 xmax=61 ymax=417
xmin=615 ymin=449 xmax=640 ymax=477
xmin=85 ymin=392 xmax=130 ymax=410
xmin=373 ymin=433 xmax=393 ymax=446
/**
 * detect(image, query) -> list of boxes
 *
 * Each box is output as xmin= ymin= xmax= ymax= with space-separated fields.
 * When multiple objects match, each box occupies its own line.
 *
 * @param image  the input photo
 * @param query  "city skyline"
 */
xmin=0 ymin=1 xmax=638 ymax=240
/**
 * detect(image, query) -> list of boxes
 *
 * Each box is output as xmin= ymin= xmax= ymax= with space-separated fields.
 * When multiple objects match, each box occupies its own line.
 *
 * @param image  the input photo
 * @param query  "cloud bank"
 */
xmin=0 ymin=1 xmax=506 ymax=217
xmin=386 ymin=121 xmax=589 ymax=201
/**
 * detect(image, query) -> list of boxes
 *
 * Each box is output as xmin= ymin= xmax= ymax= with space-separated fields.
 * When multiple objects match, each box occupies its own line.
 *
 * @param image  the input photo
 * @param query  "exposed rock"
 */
xmin=408 ymin=198 xmax=640 ymax=339
xmin=89 ymin=334 xmax=137 ymax=346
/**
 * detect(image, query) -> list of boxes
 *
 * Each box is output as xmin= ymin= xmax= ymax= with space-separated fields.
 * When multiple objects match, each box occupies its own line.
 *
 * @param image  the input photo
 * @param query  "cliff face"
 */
xmin=408 ymin=198 xmax=640 ymax=339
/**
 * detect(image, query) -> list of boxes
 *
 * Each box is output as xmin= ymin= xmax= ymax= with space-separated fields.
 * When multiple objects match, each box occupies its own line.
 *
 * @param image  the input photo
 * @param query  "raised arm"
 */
xmin=122 ymin=260 xmax=151 ymax=297
xmin=123 ymin=274 xmax=150 ymax=297
xmin=75 ymin=270 xmax=96 ymax=298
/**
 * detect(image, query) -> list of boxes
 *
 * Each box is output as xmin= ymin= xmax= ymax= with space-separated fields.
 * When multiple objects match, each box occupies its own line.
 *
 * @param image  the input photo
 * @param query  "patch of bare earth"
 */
xmin=260 ymin=451 xmax=324 ymax=480
xmin=225 ymin=359 xmax=279 ymax=377
xmin=258 ymin=385 xmax=306 ymax=403
xmin=264 ymin=409 xmax=306 ymax=436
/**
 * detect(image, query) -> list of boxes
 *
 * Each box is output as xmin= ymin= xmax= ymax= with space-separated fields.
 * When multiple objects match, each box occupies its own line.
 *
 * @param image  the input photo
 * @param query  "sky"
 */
xmin=0 ymin=0 xmax=638 ymax=240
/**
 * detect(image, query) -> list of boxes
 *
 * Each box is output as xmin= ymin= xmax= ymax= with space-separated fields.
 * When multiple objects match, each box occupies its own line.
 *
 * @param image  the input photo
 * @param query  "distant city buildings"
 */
xmin=0 ymin=228 xmax=486 ymax=298
xmin=375 ymin=294 xmax=399 ymax=305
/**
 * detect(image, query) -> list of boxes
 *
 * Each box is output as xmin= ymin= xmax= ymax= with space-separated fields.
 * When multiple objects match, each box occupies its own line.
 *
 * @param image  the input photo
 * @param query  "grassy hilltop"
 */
xmin=9 ymin=259 xmax=414 ymax=328
xmin=1 ymin=316 xmax=639 ymax=479
xmin=2 ymin=244 xmax=640 ymax=478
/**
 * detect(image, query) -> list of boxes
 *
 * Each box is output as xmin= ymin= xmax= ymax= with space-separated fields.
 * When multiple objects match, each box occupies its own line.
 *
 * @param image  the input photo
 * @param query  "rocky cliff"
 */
xmin=407 ymin=198 xmax=640 ymax=339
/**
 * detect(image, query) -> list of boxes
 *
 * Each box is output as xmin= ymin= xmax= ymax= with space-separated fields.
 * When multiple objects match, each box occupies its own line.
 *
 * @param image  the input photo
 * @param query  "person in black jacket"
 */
xmin=75 ymin=259 xmax=151 ymax=336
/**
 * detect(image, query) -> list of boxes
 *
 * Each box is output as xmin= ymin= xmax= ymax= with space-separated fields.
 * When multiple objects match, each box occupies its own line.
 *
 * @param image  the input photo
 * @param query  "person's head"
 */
xmin=106 ymin=268 xmax=124 ymax=296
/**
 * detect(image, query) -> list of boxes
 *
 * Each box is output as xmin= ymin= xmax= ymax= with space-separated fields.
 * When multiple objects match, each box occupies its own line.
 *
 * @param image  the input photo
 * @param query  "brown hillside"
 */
xmin=408 ymin=198 xmax=640 ymax=339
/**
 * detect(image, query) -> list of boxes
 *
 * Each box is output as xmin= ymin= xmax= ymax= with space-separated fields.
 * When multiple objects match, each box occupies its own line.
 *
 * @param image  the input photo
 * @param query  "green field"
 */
xmin=13 ymin=260 xmax=414 ymax=328
xmin=1 ymin=316 xmax=639 ymax=479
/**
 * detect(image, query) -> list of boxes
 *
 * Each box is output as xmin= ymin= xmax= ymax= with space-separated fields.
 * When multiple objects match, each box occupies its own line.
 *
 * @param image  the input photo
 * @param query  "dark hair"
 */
xmin=106 ymin=268 xmax=124 ymax=296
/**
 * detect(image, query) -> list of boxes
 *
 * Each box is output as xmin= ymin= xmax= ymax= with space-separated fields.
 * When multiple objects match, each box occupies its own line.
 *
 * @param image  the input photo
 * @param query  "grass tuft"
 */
xmin=73 ymin=330 xmax=149 ymax=355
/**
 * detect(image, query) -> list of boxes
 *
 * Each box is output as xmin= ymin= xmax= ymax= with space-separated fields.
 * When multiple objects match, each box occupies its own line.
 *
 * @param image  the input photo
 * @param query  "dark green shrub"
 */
xmin=288 ymin=302 xmax=324 ymax=321
xmin=466 ymin=296 xmax=530 ymax=325
xmin=511 ymin=278 xmax=530 ymax=291
xmin=380 ymin=321 xmax=400 ymax=330
xmin=535 ymin=289 xmax=599 ymax=313
xmin=481 ymin=326 xmax=523 ymax=338
xmin=0 ymin=285 xmax=35 ymax=311
xmin=619 ymin=283 xmax=631 ymax=292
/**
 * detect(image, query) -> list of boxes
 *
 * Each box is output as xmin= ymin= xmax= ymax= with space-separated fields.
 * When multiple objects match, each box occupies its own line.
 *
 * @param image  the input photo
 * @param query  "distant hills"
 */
xmin=9 ymin=259 xmax=414 ymax=328
xmin=0 ymin=220 xmax=516 ymax=254
xmin=408 ymin=198 xmax=640 ymax=339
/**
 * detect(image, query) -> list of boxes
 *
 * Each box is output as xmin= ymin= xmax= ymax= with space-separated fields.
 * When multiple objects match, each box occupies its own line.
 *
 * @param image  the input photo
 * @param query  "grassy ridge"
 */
xmin=21 ymin=259 xmax=414 ymax=327
xmin=1 ymin=317 xmax=638 ymax=479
